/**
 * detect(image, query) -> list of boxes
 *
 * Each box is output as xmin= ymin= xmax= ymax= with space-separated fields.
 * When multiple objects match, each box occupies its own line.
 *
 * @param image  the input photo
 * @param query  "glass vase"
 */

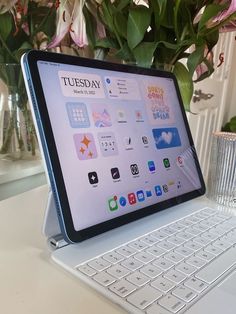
xmin=0 ymin=63 xmax=39 ymax=160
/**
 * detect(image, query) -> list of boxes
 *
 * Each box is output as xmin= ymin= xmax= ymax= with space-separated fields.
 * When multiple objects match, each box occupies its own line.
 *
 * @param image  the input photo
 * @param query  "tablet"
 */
xmin=21 ymin=50 xmax=205 ymax=243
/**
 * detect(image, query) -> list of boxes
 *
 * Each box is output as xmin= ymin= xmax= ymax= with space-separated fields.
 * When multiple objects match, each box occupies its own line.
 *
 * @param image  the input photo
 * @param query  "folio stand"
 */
xmin=42 ymin=189 xmax=68 ymax=250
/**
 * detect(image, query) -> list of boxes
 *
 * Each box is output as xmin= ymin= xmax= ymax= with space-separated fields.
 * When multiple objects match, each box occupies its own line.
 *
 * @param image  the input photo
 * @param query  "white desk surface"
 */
xmin=0 ymin=185 xmax=123 ymax=314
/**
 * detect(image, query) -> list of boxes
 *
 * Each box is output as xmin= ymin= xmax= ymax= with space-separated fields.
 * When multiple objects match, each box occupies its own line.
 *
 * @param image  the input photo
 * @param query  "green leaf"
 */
xmin=133 ymin=42 xmax=157 ymax=68
xmin=0 ymin=12 xmax=13 ymax=41
xmin=99 ymin=0 xmax=116 ymax=31
xmin=83 ymin=5 xmax=96 ymax=48
xmin=198 ymin=4 xmax=224 ymax=31
xmin=187 ymin=45 xmax=205 ymax=77
xmin=96 ymin=37 xmax=119 ymax=49
xmin=205 ymin=29 xmax=219 ymax=51
xmin=127 ymin=6 xmax=151 ymax=49
xmin=114 ymin=11 xmax=128 ymax=39
xmin=149 ymin=0 xmax=167 ymax=28
xmin=116 ymin=0 xmax=132 ymax=11
xmin=229 ymin=116 xmax=236 ymax=132
xmin=115 ymin=42 xmax=134 ymax=62
xmin=173 ymin=62 xmax=193 ymax=111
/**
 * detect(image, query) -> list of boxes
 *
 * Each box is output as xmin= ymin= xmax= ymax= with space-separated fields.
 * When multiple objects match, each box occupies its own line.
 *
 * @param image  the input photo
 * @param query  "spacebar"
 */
xmin=195 ymin=246 xmax=236 ymax=284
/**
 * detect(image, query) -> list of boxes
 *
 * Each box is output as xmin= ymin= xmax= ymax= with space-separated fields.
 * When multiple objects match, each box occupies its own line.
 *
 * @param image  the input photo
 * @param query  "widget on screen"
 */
xmin=66 ymin=102 xmax=90 ymax=128
xmin=74 ymin=133 xmax=98 ymax=160
xmin=152 ymin=127 xmax=181 ymax=149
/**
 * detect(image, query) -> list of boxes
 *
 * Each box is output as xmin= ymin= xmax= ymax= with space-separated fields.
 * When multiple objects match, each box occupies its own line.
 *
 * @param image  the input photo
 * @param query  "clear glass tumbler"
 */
xmin=207 ymin=132 xmax=236 ymax=208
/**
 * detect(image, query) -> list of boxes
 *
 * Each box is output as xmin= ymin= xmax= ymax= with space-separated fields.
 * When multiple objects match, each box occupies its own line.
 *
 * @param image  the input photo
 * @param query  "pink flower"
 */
xmin=48 ymin=0 xmax=88 ymax=49
xmin=214 ymin=0 xmax=236 ymax=22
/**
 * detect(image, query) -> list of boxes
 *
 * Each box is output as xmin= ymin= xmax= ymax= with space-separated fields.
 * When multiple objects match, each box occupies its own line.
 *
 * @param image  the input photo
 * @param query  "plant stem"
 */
xmin=0 ymin=33 xmax=18 ymax=63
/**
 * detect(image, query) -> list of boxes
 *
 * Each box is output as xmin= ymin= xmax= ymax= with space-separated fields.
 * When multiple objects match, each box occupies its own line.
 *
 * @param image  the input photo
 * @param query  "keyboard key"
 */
xmin=185 ymin=227 xmax=201 ymax=236
xmin=164 ymin=269 xmax=186 ymax=284
xmin=121 ymin=257 xmax=143 ymax=271
xmin=93 ymin=271 xmax=116 ymax=286
xmin=157 ymin=240 xmax=176 ymax=251
xmin=212 ymin=238 xmax=231 ymax=250
xmin=186 ymin=256 xmax=206 ymax=268
xmin=201 ymin=208 xmax=217 ymax=216
xmin=204 ymin=244 xmax=223 ymax=256
xmin=159 ymin=294 xmax=185 ymax=313
xmin=146 ymin=245 xmax=166 ymax=257
xmin=128 ymin=240 xmax=148 ymax=251
xmin=195 ymin=250 xmax=215 ymax=262
xmin=88 ymin=258 xmax=110 ymax=271
xmin=184 ymin=241 xmax=202 ymax=251
xmin=174 ymin=246 xmax=194 ymax=257
xmin=109 ymin=279 xmax=136 ymax=297
xmin=175 ymin=262 xmax=197 ymax=276
xmin=126 ymin=271 xmax=150 ymax=287
xmin=153 ymin=257 xmax=174 ymax=270
xmin=134 ymin=251 xmax=154 ymax=264
xmin=185 ymin=277 xmax=208 ymax=293
xmin=116 ymin=245 xmax=137 ymax=257
xmin=127 ymin=285 xmax=162 ymax=310
xmin=151 ymin=230 xmax=168 ymax=240
xmin=77 ymin=264 xmax=97 ymax=276
xmin=140 ymin=264 xmax=162 ymax=279
xmin=103 ymin=251 xmax=124 ymax=264
xmin=193 ymin=236 xmax=211 ymax=246
xmin=147 ymin=303 xmax=172 ymax=314
xmin=169 ymin=223 xmax=185 ymax=232
xmin=186 ymin=215 xmax=201 ymax=224
xmin=201 ymin=231 xmax=218 ymax=241
xmin=161 ymin=227 xmax=177 ymax=236
xmin=140 ymin=235 xmax=159 ymax=245
xmin=178 ymin=219 xmax=193 ymax=227
xmin=107 ymin=264 xmax=130 ymax=279
xmin=151 ymin=276 xmax=175 ymax=293
xmin=172 ymin=285 xmax=197 ymax=302
xmin=176 ymin=231 xmax=193 ymax=241
xmin=164 ymin=251 xmax=184 ymax=264
xmin=195 ymin=246 xmax=236 ymax=284
xmin=167 ymin=236 xmax=185 ymax=246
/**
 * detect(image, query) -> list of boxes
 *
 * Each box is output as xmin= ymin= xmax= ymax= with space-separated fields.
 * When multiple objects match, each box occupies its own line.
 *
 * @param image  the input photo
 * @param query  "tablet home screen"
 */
xmin=37 ymin=61 xmax=202 ymax=231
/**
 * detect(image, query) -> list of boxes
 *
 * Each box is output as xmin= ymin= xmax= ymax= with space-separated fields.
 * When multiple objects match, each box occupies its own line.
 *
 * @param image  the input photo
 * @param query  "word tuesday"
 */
xmin=61 ymin=76 xmax=101 ymax=88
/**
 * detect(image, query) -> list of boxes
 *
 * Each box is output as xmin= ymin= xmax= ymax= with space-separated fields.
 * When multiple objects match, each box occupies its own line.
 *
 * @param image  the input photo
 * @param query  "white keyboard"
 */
xmin=76 ymin=208 xmax=236 ymax=313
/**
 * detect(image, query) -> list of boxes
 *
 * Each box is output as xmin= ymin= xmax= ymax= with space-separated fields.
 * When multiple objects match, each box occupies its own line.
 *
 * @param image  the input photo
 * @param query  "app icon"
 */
xmin=163 ymin=158 xmax=170 ymax=168
xmin=66 ymin=102 xmax=90 ymax=128
xmin=111 ymin=167 xmax=120 ymax=180
xmin=177 ymin=156 xmax=184 ymax=166
xmin=148 ymin=160 xmax=156 ymax=172
xmin=162 ymin=184 xmax=169 ymax=193
xmin=98 ymin=132 xmax=118 ymax=157
xmin=128 ymin=193 xmax=136 ymax=205
xmin=146 ymin=190 xmax=152 ymax=197
xmin=119 ymin=196 xmax=127 ymax=207
xmin=142 ymin=136 xmax=149 ymax=145
xmin=123 ymin=136 xmax=133 ymax=150
xmin=117 ymin=109 xmax=127 ymax=123
xmin=137 ymin=190 xmax=145 ymax=202
xmin=74 ymin=133 xmax=98 ymax=160
xmin=108 ymin=196 xmax=118 ymax=211
xmin=155 ymin=185 xmax=162 ymax=196
xmin=177 ymin=180 xmax=182 ymax=189
xmin=135 ymin=110 xmax=144 ymax=122
xmin=130 ymin=164 xmax=139 ymax=175
xmin=88 ymin=172 xmax=98 ymax=185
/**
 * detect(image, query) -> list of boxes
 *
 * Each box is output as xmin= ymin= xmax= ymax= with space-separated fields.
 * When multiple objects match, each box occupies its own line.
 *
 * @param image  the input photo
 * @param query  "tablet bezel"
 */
xmin=23 ymin=50 xmax=205 ymax=243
